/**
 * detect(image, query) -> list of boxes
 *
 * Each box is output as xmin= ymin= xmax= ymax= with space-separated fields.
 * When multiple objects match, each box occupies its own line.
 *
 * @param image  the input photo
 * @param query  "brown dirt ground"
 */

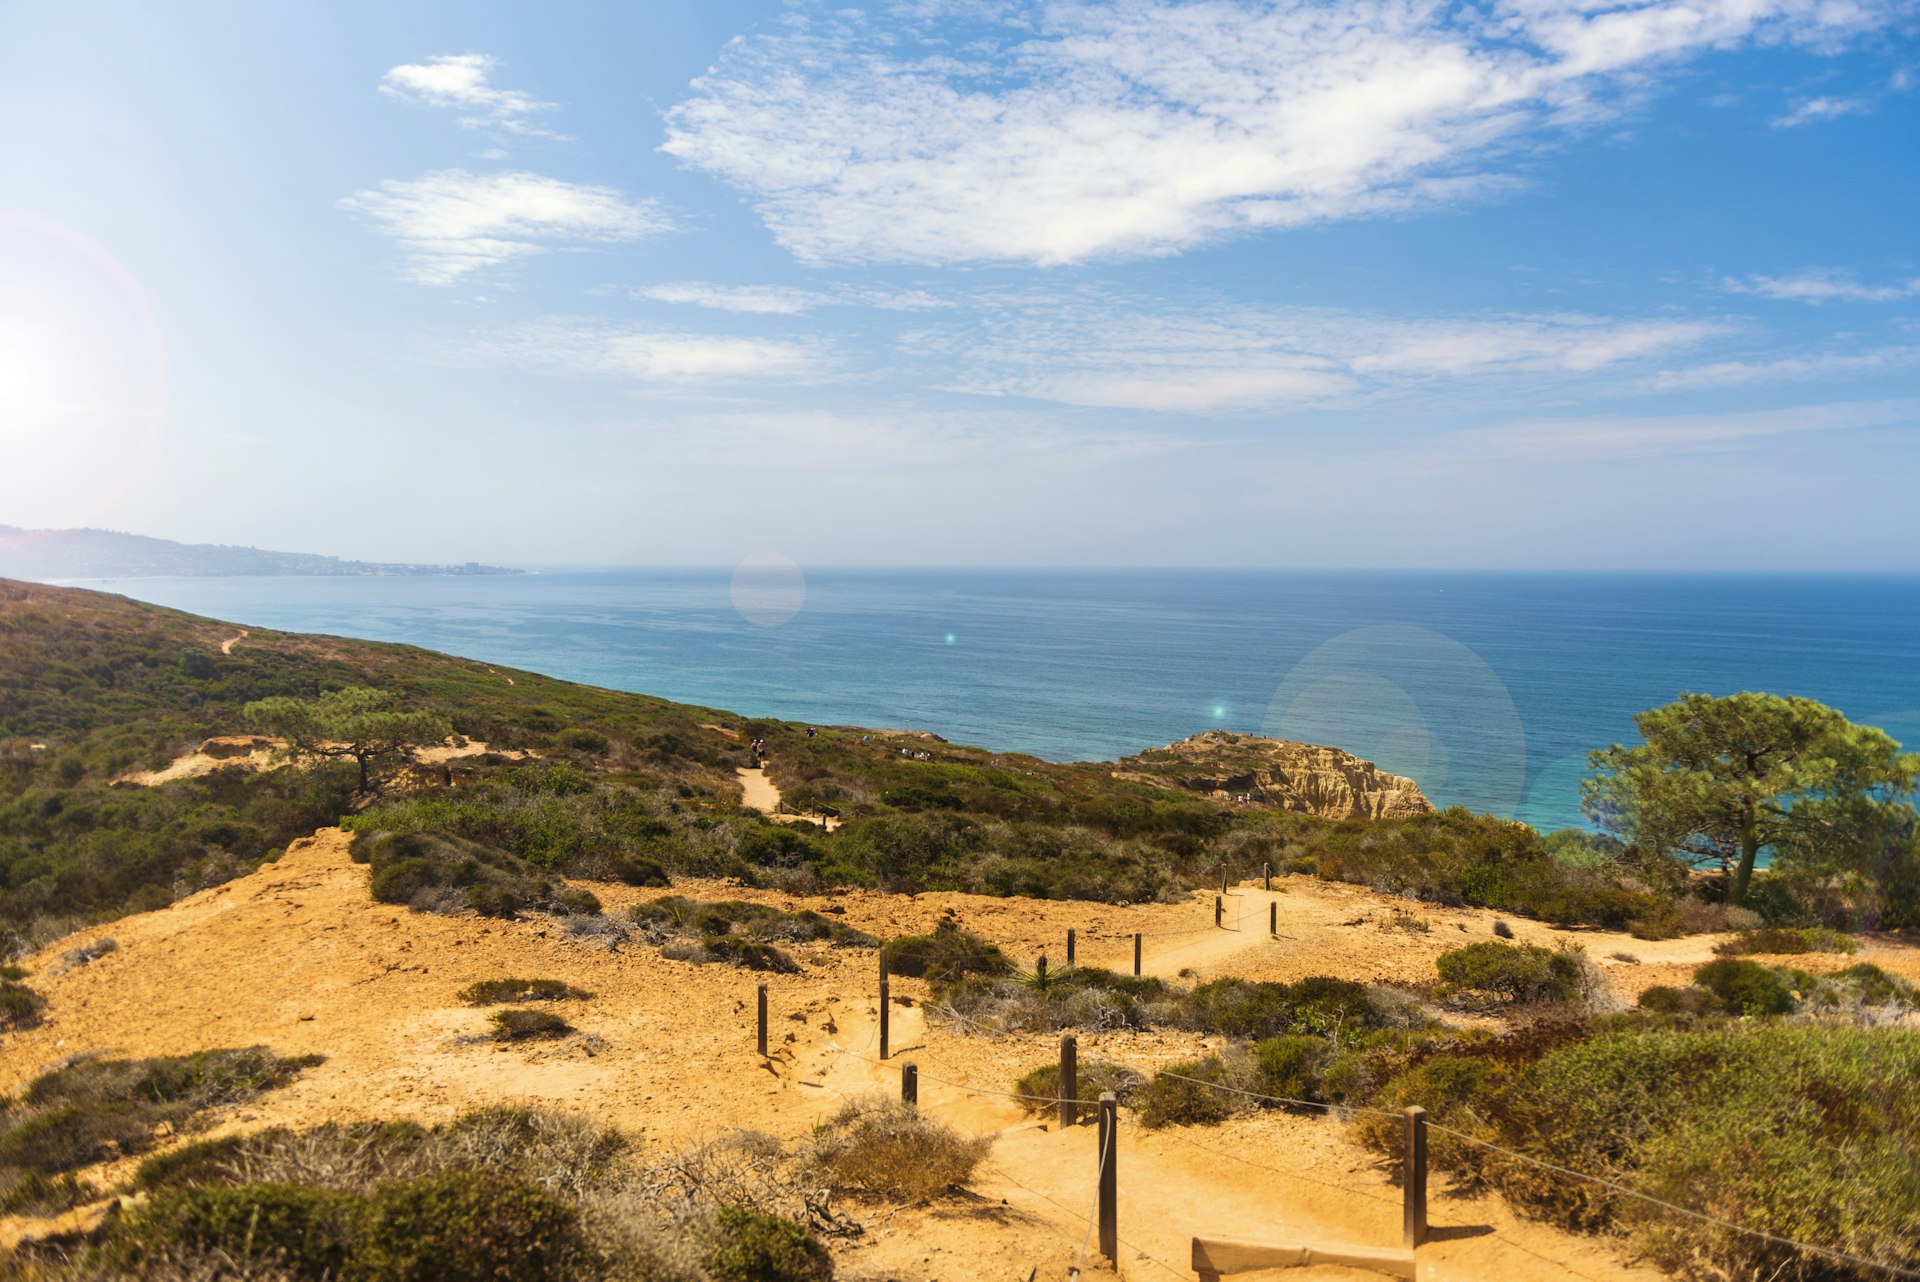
xmin=8 ymin=830 xmax=1917 ymax=1281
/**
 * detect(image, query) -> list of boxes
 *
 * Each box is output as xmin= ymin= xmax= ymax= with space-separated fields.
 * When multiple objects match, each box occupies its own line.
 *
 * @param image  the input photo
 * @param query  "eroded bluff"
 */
xmin=1113 ymin=730 xmax=1433 ymax=821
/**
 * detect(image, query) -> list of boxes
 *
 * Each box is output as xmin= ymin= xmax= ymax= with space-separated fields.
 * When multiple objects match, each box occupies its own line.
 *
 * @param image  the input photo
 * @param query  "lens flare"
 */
xmin=1262 ymin=625 xmax=1525 ymax=816
xmin=729 ymin=551 xmax=806 ymax=627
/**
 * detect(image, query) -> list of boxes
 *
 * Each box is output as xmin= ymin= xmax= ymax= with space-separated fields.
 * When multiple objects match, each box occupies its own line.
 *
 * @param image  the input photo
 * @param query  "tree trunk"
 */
xmin=355 ymin=749 xmax=370 ymax=795
xmin=1731 ymin=816 xmax=1760 ymax=906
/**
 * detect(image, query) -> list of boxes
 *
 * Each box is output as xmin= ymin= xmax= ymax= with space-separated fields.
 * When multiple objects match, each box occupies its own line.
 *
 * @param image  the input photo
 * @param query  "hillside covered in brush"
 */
xmin=0 ymin=580 xmax=1737 ymax=952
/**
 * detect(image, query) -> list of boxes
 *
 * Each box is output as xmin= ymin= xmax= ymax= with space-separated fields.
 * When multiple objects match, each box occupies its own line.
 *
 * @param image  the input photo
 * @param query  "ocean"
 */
xmin=77 ymin=569 xmax=1920 ymax=834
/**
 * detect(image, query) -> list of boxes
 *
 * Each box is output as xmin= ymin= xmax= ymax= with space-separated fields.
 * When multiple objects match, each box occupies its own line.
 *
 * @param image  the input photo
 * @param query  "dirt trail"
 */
xmin=12 ymin=838 xmax=1913 ymax=1280
xmin=219 ymin=630 xmax=248 ymax=655
xmin=736 ymin=765 xmax=842 ymax=831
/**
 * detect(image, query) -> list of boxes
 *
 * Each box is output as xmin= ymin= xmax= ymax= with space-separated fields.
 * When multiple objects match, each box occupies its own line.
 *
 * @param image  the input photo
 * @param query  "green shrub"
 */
xmin=488 ymin=1009 xmax=573 ymax=1041
xmin=1692 ymin=959 xmax=1795 ymax=1016
xmin=358 ymin=1170 xmax=582 ymax=1281
xmin=133 ymin=1134 xmax=259 ymax=1190
xmin=1636 ymin=985 xmax=1712 ymax=1016
xmin=1436 ymin=942 xmax=1585 ymax=1006
xmin=1253 ymin=1034 xmax=1335 ymax=1106
xmin=802 ymin=1096 xmax=990 ymax=1200
xmin=1826 ymin=963 xmax=1920 ymax=1008
xmin=1011 ymin=1060 xmax=1145 ymax=1120
xmin=117 ymin=1181 xmax=360 ymax=1277
xmin=1137 ymin=1057 xmax=1239 ymax=1128
xmin=355 ymin=830 xmax=582 ymax=920
xmin=631 ymin=896 xmax=877 ymax=949
xmin=703 ymin=1206 xmax=833 ymax=1282
xmin=1 ymin=1048 xmax=320 ymax=1176
xmin=881 ymin=920 xmax=1012 ymax=986
xmin=0 ymin=1169 xmax=95 ymax=1215
xmin=0 ymin=979 xmax=47 ymax=1031
xmin=660 ymin=936 xmax=801 ymax=973
xmin=609 ymin=855 xmax=671 ymax=887
xmin=1713 ymin=926 xmax=1860 ymax=957
xmin=458 ymin=978 xmax=592 ymax=1006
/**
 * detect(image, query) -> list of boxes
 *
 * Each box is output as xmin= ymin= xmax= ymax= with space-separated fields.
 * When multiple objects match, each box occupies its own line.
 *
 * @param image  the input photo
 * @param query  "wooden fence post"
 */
xmin=1098 ymin=1092 xmax=1118 ymax=1261
xmin=1133 ymin=932 xmax=1142 ymax=977
xmin=879 ymin=976 xmax=891 ymax=1061
xmin=1269 ymin=901 xmax=1277 ymax=936
xmin=1215 ymin=895 xmax=1223 ymax=927
xmin=1067 ymin=928 xmax=1076 ymax=969
xmin=1220 ymin=866 xmax=1228 ymax=894
xmin=756 ymin=983 xmax=768 ymax=1058
xmin=1404 ymin=1106 xmax=1428 ymax=1249
xmin=902 ymin=1062 xmax=918 ymax=1109
xmin=1264 ymin=861 xmax=1271 ymax=891
xmin=1059 ymin=1033 xmax=1078 ymax=1129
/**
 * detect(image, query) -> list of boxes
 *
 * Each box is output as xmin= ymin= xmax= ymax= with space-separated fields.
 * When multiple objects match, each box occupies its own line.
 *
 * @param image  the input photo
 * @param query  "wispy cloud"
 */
xmin=478 ymin=319 xmax=823 ymax=382
xmin=341 ymin=170 xmax=673 ymax=283
xmin=663 ymin=409 xmax=1191 ymax=469
xmin=1653 ymin=345 xmax=1920 ymax=389
xmin=1461 ymin=399 xmax=1920 ymax=460
xmin=914 ymin=293 xmax=1724 ymax=411
xmin=1723 ymin=271 xmax=1920 ymax=303
xmin=633 ymin=283 xmax=825 ymax=315
xmin=1773 ymin=94 xmax=1874 ymax=126
xmin=381 ymin=54 xmax=566 ymax=138
xmin=661 ymin=0 xmax=1900 ymax=267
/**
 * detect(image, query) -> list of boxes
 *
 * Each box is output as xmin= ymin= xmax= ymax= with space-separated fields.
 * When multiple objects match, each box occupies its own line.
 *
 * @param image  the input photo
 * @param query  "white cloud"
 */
xmin=1772 ymin=94 xmax=1873 ymax=126
xmin=1652 ymin=345 xmax=1920 ymax=389
xmin=381 ymin=53 xmax=566 ymax=138
xmin=634 ymin=283 xmax=824 ymax=315
xmin=662 ymin=0 xmax=1899 ymax=266
xmin=481 ymin=320 xmax=822 ymax=381
xmin=341 ymin=170 xmax=673 ymax=283
xmin=917 ymin=294 xmax=1722 ymax=411
xmin=633 ymin=281 xmax=959 ymax=315
xmin=662 ymin=409 xmax=1190 ymax=469
xmin=1723 ymin=271 xmax=1920 ymax=303
xmin=1461 ymin=399 xmax=1920 ymax=460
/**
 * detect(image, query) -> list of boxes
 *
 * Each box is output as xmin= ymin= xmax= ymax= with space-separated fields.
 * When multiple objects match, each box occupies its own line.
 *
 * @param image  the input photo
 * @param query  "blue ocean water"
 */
xmin=79 ymin=570 xmax=1920 ymax=834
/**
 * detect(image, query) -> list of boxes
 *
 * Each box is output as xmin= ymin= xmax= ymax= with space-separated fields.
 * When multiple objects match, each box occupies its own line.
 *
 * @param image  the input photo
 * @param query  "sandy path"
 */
xmin=219 ymin=629 xmax=248 ymax=655
xmin=737 ymin=765 xmax=841 ymax=831
xmin=14 ymin=838 xmax=1912 ymax=1280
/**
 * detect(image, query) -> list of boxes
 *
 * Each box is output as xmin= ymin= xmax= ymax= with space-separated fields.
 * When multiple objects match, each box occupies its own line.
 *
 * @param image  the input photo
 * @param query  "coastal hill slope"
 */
xmin=0 ymin=523 xmax=519 ymax=579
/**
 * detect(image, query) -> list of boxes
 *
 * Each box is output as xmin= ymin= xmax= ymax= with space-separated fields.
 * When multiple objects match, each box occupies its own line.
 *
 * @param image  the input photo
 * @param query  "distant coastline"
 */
xmin=0 ymin=524 xmax=521 ymax=580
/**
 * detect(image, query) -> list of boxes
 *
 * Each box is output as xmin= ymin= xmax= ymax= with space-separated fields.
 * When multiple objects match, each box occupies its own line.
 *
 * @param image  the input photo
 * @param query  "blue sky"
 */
xmin=1 ymin=0 xmax=1915 ymax=569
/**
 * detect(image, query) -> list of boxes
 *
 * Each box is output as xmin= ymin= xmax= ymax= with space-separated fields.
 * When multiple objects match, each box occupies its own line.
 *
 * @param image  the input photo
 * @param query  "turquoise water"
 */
xmin=82 ymin=570 xmax=1920 ymax=834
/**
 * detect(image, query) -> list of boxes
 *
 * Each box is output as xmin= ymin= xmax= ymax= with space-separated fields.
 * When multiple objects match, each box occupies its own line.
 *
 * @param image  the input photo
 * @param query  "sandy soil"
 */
xmin=738 ymin=764 xmax=842 ymax=832
xmin=10 ymin=834 xmax=1917 ymax=1280
xmin=114 ymin=739 xmax=529 ymax=787
xmin=218 ymin=630 xmax=248 ymax=656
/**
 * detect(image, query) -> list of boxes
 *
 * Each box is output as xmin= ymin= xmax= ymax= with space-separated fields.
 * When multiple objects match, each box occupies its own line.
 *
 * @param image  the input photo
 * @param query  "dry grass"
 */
xmin=801 ymin=1096 xmax=990 ymax=1202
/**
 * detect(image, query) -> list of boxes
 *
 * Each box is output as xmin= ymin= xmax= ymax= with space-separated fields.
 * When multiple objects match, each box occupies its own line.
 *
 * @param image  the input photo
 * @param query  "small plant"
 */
xmin=489 ymin=1008 xmax=573 ymax=1041
xmin=661 ymin=937 xmax=801 ymax=973
xmin=1492 ymin=920 xmax=1514 ymax=939
xmin=1137 ymin=1057 xmax=1242 ymax=1128
xmin=702 ymin=1206 xmax=834 ymax=1282
xmin=0 ymin=979 xmax=47 ymax=1032
xmin=459 ymin=978 xmax=592 ymax=1007
xmin=1435 ymin=941 xmax=1586 ymax=1006
xmin=1713 ymin=927 xmax=1860 ymax=957
xmin=1691 ymin=958 xmax=1796 ymax=1016
xmin=1012 ymin=1060 xmax=1145 ymax=1120
xmin=880 ymin=919 xmax=1010 ymax=986
xmin=58 ymin=937 xmax=118 ymax=970
xmin=802 ymin=1096 xmax=989 ymax=1200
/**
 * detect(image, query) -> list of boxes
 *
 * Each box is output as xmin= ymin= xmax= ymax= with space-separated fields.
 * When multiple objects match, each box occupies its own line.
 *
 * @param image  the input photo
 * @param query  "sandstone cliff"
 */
xmin=1114 ymin=730 xmax=1434 ymax=821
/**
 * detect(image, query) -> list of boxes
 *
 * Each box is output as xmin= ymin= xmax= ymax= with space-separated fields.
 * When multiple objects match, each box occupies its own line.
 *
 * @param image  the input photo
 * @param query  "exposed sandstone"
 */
xmin=1114 ymin=730 xmax=1434 ymax=820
